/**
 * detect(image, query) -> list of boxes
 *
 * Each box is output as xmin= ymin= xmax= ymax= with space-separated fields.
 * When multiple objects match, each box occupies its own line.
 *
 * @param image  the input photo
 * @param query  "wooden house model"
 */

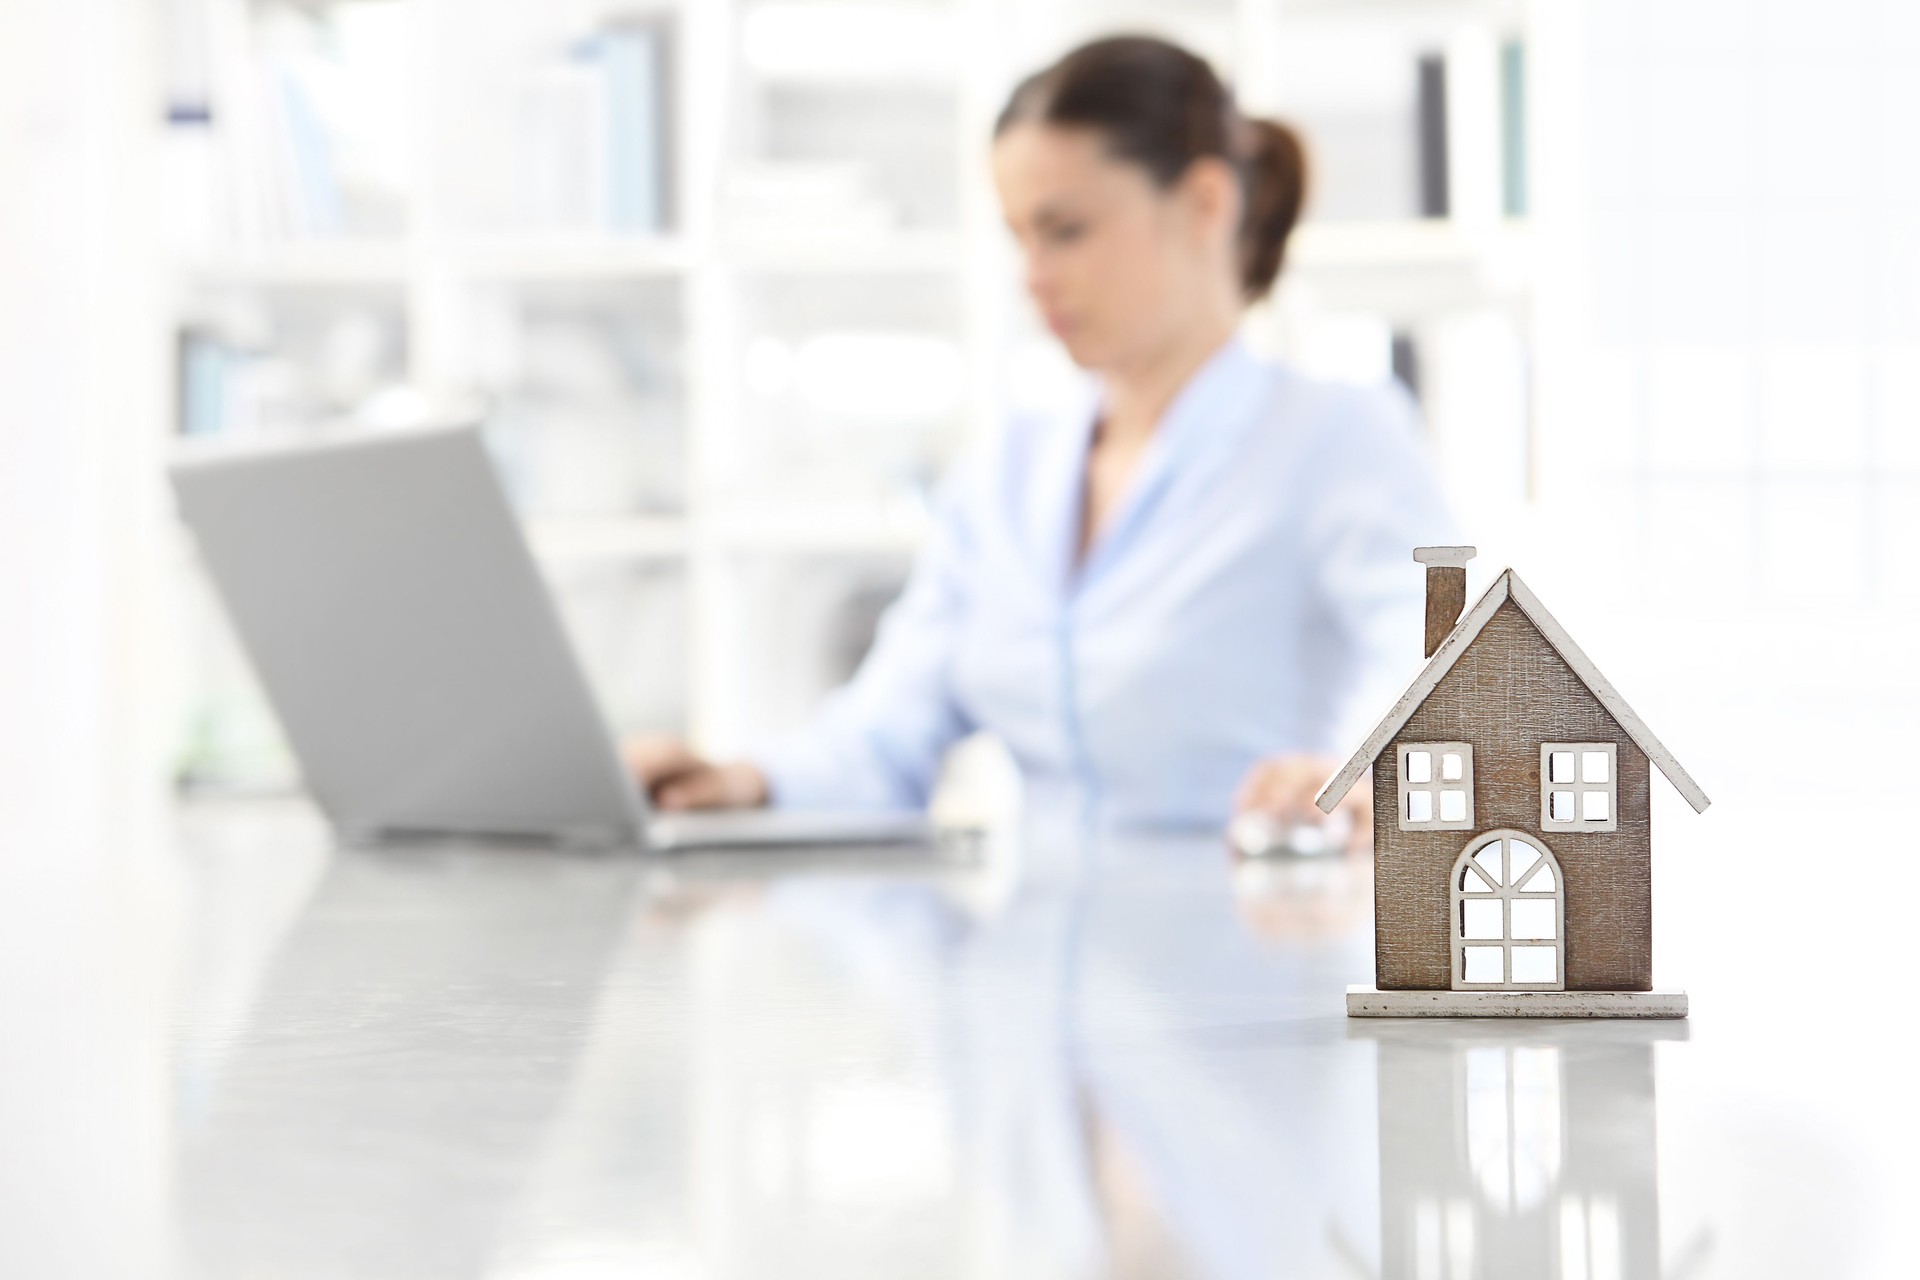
xmin=1318 ymin=547 xmax=1709 ymax=1018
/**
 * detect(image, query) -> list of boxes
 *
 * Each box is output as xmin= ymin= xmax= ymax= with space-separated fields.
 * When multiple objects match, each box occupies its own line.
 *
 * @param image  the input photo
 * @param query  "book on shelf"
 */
xmin=172 ymin=2 xmax=682 ymax=246
xmin=1270 ymin=31 xmax=1525 ymax=226
xmin=175 ymin=300 xmax=409 ymax=438
xmin=517 ymin=18 xmax=676 ymax=235
xmin=176 ymin=327 xmax=312 ymax=437
xmin=178 ymin=329 xmax=239 ymax=437
xmin=1391 ymin=331 xmax=1421 ymax=402
xmin=1416 ymin=53 xmax=1449 ymax=220
xmin=592 ymin=21 xmax=673 ymax=233
xmin=177 ymin=0 xmax=412 ymax=247
xmin=1500 ymin=38 xmax=1527 ymax=218
xmin=211 ymin=54 xmax=345 ymax=244
xmin=515 ymin=64 xmax=610 ymax=234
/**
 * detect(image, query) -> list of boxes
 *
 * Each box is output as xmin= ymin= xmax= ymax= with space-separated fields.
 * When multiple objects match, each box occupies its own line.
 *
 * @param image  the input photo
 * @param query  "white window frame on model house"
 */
xmin=1539 ymin=743 xmax=1618 ymax=833
xmin=1451 ymin=830 xmax=1565 ymax=991
xmin=1398 ymin=742 xmax=1474 ymax=831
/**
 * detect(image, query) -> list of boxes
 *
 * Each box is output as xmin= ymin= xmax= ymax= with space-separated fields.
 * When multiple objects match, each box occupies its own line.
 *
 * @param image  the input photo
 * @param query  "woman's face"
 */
xmin=992 ymin=123 xmax=1232 ymax=373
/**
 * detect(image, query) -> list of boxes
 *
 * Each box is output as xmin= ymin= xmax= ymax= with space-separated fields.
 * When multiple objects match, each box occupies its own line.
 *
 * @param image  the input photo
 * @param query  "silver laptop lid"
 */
xmin=169 ymin=426 xmax=646 ymax=847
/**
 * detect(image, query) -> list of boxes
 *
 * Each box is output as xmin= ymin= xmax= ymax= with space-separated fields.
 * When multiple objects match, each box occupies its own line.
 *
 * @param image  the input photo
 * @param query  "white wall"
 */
xmin=1523 ymin=0 xmax=1920 ymax=791
xmin=1527 ymin=5 xmax=1920 ymax=1274
xmin=0 ymin=0 xmax=169 ymax=1273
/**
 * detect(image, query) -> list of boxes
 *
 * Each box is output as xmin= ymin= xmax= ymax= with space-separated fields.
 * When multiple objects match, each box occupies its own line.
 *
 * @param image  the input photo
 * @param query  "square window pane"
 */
xmin=1439 ymin=789 xmax=1467 ymax=821
xmin=1511 ymin=899 xmax=1556 ymax=940
xmin=1442 ymin=752 xmax=1464 ymax=781
xmin=1582 ymin=750 xmax=1610 ymax=783
xmin=1551 ymin=791 xmax=1575 ymax=821
xmin=1463 ymin=946 xmax=1504 ymax=983
xmin=1462 ymin=898 xmax=1504 ymax=939
xmin=1550 ymin=751 xmax=1575 ymax=783
xmin=1511 ymin=946 xmax=1558 ymax=984
xmin=1406 ymin=750 xmax=1432 ymax=783
xmin=1407 ymin=790 xmax=1433 ymax=822
xmin=1583 ymin=791 xmax=1610 ymax=822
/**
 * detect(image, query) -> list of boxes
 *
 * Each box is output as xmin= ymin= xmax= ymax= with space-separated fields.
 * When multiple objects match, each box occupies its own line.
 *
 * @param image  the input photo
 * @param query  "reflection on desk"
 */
xmin=159 ymin=799 xmax=1865 ymax=1279
xmin=1361 ymin=1019 xmax=1682 ymax=1280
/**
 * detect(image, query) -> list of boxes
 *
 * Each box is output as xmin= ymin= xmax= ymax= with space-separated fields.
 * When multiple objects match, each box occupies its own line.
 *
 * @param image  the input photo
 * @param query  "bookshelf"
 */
xmin=158 ymin=0 xmax=1540 ymax=791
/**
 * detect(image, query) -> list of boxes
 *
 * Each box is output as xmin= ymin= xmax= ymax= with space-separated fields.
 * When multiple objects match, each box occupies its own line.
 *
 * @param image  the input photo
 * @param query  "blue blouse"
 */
xmin=752 ymin=335 xmax=1456 ymax=827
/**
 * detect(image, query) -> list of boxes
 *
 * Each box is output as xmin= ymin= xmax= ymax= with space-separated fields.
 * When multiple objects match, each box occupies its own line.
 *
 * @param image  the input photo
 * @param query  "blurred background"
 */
xmin=12 ymin=0 xmax=1904 ymax=804
xmin=5 ymin=0 xmax=1913 ymax=797
xmin=3 ymin=0 xmax=1918 ymax=1274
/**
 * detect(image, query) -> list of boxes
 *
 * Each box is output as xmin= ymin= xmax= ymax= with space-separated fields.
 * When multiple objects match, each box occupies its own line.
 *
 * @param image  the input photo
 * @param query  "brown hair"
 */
xmin=995 ymin=35 xmax=1309 ymax=302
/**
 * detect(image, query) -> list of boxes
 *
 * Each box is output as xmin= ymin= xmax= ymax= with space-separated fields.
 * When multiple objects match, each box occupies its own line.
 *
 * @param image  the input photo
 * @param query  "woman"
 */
xmin=630 ymin=36 xmax=1454 ymax=837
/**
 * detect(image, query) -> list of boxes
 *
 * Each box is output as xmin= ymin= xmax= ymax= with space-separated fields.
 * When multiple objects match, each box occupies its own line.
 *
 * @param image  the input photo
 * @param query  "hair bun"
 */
xmin=1238 ymin=117 xmax=1309 ymax=301
xmin=996 ymin=37 xmax=1309 ymax=305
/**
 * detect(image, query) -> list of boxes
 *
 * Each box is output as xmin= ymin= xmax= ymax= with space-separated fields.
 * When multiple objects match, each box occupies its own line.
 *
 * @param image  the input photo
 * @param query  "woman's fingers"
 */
xmin=656 ymin=762 xmax=770 ymax=811
xmin=1233 ymin=756 xmax=1329 ymax=818
xmin=1234 ymin=759 xmax=1297 ymax=810
xmin=655 ymin=767 xmax=724 ymax=811
xmin=624 ymin=734 xmax=701 ymax=787
xmin=625 ymin=737 xmax=770 ymax=811
xmin=1230 ymin=754 xmax=1372 ymax=858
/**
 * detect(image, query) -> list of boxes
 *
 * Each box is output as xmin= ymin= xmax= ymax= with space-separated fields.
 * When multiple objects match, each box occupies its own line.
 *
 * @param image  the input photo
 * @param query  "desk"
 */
xmin=156 ymin=800 xmax=1900 ymax=1279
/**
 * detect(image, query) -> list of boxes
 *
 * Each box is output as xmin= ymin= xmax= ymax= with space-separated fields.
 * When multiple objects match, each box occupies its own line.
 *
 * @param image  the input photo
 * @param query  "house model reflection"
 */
xmin=1362 ymin=1021 xmax=1679 ymax=1280
xmin=1318 ymin=549 xmax=1708 ymax=1017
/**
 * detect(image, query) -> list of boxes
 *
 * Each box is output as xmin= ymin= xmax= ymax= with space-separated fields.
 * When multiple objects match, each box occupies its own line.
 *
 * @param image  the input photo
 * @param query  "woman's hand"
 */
xmin=624 ymin=735 xmax=770 ymax=811
xmin=1231 ymin=753 xmax=1370 ymax=855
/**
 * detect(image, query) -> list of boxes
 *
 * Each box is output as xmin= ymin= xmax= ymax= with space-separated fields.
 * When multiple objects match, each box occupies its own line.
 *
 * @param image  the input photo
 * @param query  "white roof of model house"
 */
xmin=1314 ymin=569 xmax=1711 ymax=815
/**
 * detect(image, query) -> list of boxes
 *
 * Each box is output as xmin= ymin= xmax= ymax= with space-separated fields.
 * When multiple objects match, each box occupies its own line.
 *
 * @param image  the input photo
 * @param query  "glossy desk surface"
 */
xmin=154 ymin=800 xmax=1908 ymax=1279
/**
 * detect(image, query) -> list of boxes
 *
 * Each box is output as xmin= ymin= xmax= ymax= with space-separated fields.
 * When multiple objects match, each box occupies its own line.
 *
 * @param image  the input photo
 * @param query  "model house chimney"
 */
xmin=1413 ymin=546 xmax=1476 ymax=657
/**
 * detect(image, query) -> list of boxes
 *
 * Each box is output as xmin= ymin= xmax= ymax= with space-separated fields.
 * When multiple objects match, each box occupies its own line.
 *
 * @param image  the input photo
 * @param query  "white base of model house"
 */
xmin=1346 ymin=984 xmax=1689 ymax=1019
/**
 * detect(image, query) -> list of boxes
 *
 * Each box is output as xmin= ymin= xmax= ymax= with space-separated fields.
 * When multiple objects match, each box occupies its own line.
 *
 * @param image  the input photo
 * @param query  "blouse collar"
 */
xmin=1054 ymin=333 xmax=1265 ymax=591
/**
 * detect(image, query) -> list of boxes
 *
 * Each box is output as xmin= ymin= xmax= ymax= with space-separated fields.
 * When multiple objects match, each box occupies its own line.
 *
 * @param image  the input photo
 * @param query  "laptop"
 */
xmin=167 ymin=425 xmax=937 ymax=854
